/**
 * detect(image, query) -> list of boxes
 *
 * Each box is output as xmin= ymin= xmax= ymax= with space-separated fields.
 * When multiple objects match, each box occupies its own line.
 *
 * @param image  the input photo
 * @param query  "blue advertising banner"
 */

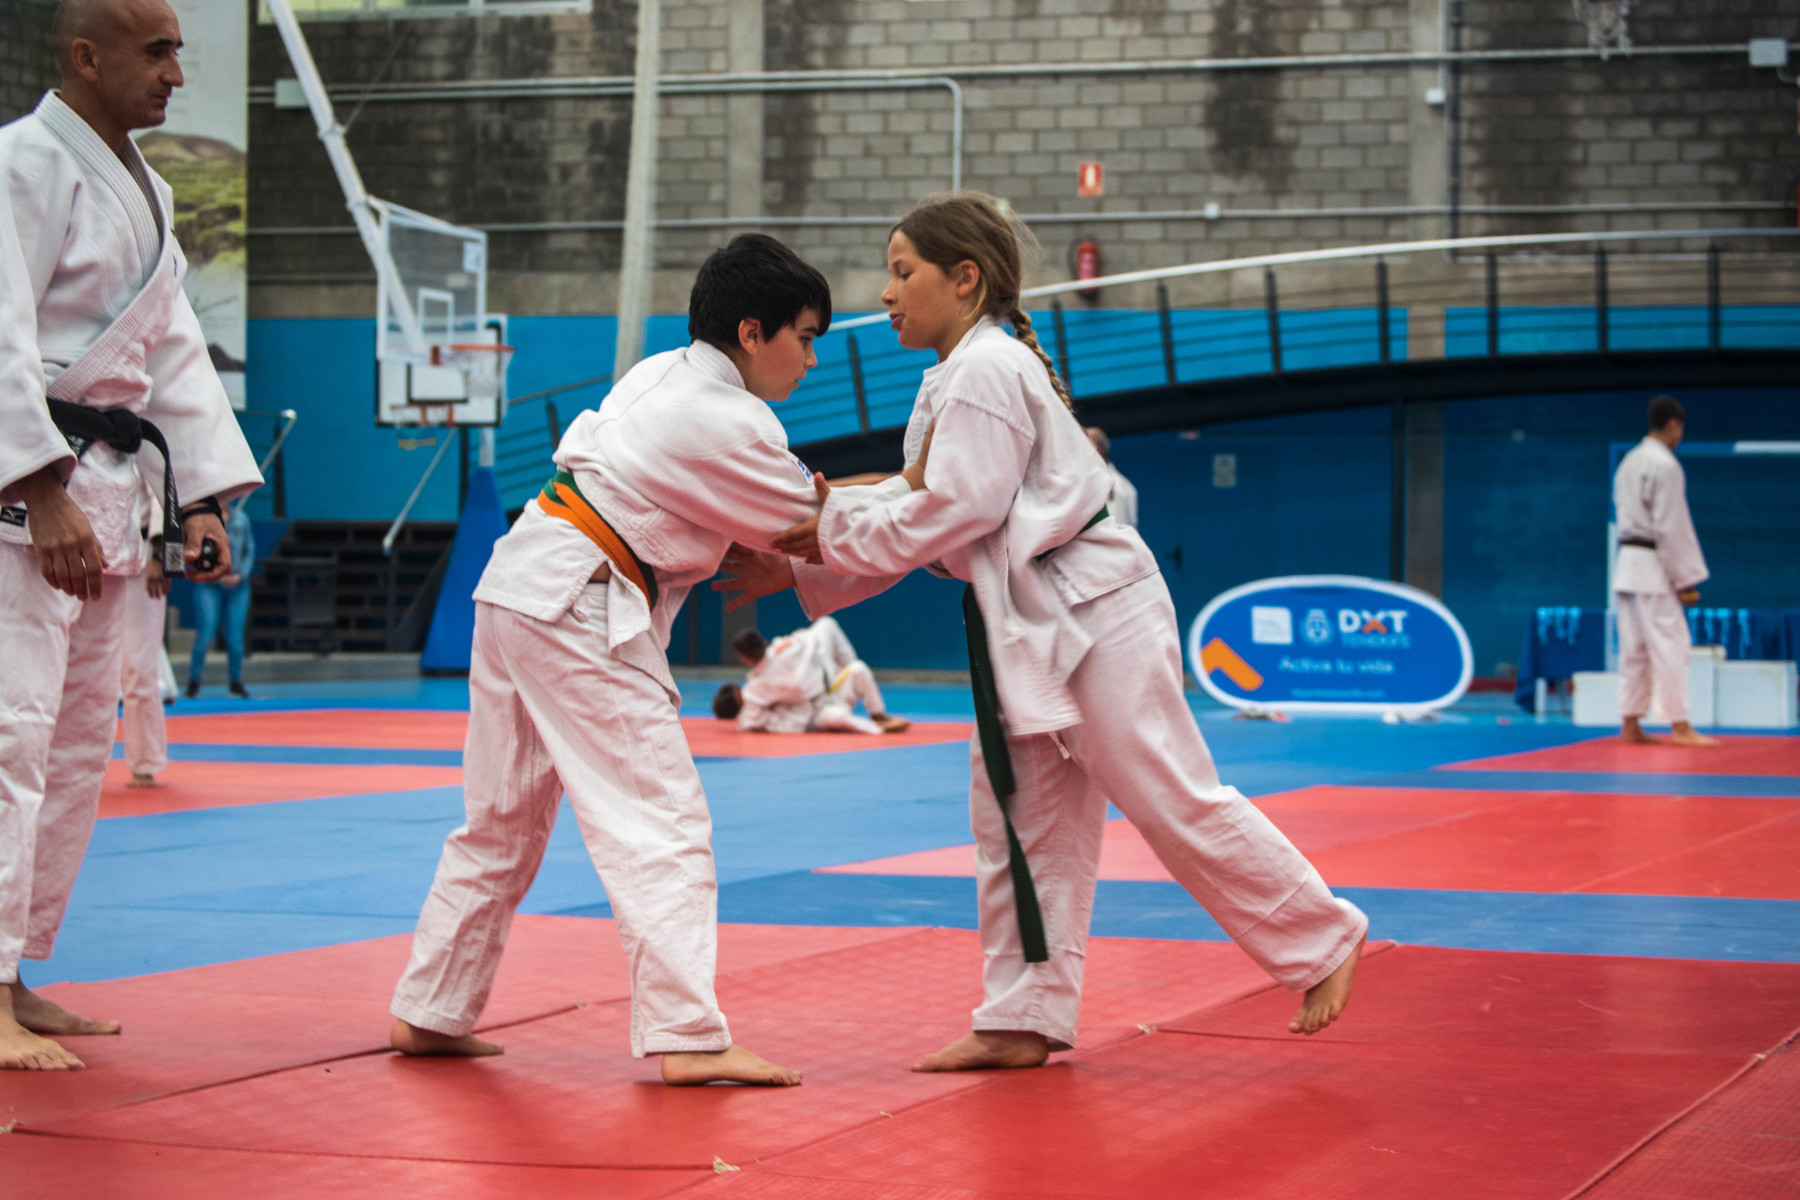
xmin=1186 ymin=576 xmax=1473 ymax=714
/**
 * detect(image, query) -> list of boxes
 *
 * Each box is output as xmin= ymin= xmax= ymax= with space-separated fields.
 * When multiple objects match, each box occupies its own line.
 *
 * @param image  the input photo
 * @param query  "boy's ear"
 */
xmin=737 ymin=317 xmax=765 ymax=356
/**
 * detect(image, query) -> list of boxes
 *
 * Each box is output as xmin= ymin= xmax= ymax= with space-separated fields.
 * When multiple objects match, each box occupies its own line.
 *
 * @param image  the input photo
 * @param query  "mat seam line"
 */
xmin=1568 ymin=805 xmax=1800 ymax=896
xmin=1561 ymin=1019 xmax=1800 ymax=1200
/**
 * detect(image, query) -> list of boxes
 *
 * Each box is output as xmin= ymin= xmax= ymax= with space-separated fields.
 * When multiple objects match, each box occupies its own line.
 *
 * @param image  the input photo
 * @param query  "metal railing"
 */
xmin=236 ymin=407 xmax=300 ymax=518
xmin=778 ymin=227 xmax=1800 ymax=448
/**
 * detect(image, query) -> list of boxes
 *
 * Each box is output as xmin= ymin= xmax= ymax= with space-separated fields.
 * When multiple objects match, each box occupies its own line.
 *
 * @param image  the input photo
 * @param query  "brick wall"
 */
xmin=9 ymin=0 xmax=1786 ymax=314
xmin=0 ymin=0 xmax=58 ymax=126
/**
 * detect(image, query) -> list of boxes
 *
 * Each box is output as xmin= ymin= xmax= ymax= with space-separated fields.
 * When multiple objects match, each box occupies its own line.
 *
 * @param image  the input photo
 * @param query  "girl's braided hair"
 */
xmin=892 ymin=192 xmax=1074 ymax=412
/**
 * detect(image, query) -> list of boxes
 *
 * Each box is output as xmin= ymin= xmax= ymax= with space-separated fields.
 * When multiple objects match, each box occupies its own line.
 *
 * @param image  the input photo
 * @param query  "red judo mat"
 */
xmin=1449 ymin=734 xmax=1800 ymax=777
xmin=828 ymin=785 xmax=1800 ymax=899
xmin=96 ymin=759 xmax=463 ymax=817
xmin=12 ymin=929 xmax=1800 ymax=1198
xmin=148 ymin=708 xmax=970 ymax=759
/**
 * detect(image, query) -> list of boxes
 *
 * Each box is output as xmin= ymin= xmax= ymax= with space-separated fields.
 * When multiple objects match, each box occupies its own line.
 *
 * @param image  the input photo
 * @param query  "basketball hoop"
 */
xmin=431 ymin=342 xmax=515 ymax=409
xmin=1572 ymin=0 xmax=1630 ymax=58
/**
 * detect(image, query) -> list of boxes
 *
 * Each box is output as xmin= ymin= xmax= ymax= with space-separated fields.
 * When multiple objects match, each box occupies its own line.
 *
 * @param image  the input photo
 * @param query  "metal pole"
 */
xmin=1706 ymin=241 xmax=1721 ymax=350
xmin=613 ymin=0 xmax=662 ymax=378
xmin=545 ymin=399 xmax=562 ymax=446
xmin=1376 ymin=259 xmax=1391 ymax=365
xmin=264 ymin=0 xmax=425 ymax=355
xmin=846 ymin=333 xmax=870 ymax=433
xmin=1484 ymin=249 xmax=1499 ymax=356
xmin=1595 ymin=244 xmax=1609 ymax=353
xmin=1264 ymin=269 xmax=1283 ymax=373
xmin=1050 ymin=301 xmax=1073 ymax=391
xmin=1157 ymin=282 xmax=1178 ymax=385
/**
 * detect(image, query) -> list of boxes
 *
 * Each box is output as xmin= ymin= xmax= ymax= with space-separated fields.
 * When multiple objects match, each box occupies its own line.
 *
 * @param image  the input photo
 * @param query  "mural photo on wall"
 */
xmin=134 ymin=0 xmax=246 ymax=408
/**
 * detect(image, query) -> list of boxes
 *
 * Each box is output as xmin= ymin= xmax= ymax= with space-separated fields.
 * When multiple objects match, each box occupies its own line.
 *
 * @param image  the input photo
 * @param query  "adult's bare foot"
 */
xmin=1620 ymin=717 xmax=1658 ymax=745
xmin=912 ymin=1030 xmax=1049 ymax=1072
xmin=661 ymin=1044 xmax=801 ymax=1086
xmin=1291 ymin=935 xmax=1365 ymax=1035
xmin=127 ymin=772 xmax=158 ymax=788
xmin=873 ymin=713 xmax=911 ymax=734
xmin=1670 ymin=722 xmax=1720 ymax=747
xmin=0 ymin=1020 xmax=84 ymax=1070
xmin=9 ymin=982 xmax=120 ymax=1037
xmin=389 ymin=1017 xmax=503 ymax=1057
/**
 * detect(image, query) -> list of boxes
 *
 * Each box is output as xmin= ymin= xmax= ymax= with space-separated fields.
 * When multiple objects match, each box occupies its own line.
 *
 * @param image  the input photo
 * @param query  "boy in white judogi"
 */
xmin=388 ymin=235 xmax=838 ymax=1087
xmin=712 ymin=617 xmax=910 ymax=735
xmin=1614 ymin=394 xmax=1714 ymax=747
xmin=119 ymin=490 xmax=173 ymax=787
xmin=0 ymin=1 xmax=260 ymax=1072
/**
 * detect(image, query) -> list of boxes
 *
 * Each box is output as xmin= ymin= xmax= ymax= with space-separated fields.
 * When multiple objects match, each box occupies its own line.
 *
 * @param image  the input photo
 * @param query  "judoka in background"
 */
xmin=711 ymin=617 xmax=912 ymax=735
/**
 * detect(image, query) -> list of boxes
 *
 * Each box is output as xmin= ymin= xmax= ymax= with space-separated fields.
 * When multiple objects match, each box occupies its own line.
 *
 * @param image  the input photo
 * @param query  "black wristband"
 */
xmin=180 ymin=496 xmax=224 ymax=520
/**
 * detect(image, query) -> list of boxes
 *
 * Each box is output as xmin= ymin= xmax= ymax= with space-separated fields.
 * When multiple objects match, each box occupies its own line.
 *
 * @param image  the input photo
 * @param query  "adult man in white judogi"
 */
xmin=0 ymin=0 xmax=261 ymax=1070
xmin=1613 ymin=395 xmax=1715 ymax=747
xmin=712 ymin=617 xmax=911 ymax=734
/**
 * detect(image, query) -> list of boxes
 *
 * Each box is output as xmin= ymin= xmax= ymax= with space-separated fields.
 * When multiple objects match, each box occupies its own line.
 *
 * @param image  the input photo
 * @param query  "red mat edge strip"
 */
xmin=1563 ymin=1020 xmax=1800 ymax=1200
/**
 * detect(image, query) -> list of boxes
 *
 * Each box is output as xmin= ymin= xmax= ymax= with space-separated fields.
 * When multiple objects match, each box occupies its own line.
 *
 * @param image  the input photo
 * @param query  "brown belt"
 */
xmin=1619 ymin=535 xmax=1656 ymax=549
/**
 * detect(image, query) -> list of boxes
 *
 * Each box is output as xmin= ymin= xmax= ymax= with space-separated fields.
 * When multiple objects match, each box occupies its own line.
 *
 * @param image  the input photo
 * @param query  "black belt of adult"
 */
xmin=1619 ymin=535 xmax=1657 ymax=549
xmin=45 ymin=398 xmax=203 ymax=576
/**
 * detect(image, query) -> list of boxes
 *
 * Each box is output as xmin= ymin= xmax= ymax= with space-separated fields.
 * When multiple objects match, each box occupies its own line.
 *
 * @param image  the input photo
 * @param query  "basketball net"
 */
xmin=417 ymin=342 xmax=514 ymax=427
xmin=1572 ymin=0 xmax=1630 ymax=58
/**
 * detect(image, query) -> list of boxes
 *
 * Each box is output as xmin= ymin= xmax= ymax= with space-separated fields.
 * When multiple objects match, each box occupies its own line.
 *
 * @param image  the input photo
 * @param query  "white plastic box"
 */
xmin=1572 ymin=652 xmax=1798 ymax=729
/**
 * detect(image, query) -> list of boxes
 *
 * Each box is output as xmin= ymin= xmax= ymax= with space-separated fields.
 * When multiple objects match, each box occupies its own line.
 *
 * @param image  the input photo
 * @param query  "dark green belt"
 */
xmin=963 ymin=505 xmax=1108 ymax=965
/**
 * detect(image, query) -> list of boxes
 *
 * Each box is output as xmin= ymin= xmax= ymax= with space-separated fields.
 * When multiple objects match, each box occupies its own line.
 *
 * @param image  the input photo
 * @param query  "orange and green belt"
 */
xmin=538 ymin=469 xmax=659 ymax=608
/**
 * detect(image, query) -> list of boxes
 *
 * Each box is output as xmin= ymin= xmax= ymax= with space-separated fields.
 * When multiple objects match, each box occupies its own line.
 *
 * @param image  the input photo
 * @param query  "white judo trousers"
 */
xmin=812 ymin=661 xmax=887 ymax=735
xmin=0 ymin=544 xmax=129 ymax=984
xmin=119 ymin=576 xmax=169 ymax=777
xmin=392 ymin=589 xmax=731 ymax=1056
xmin=969 ymin=574 xmax=1366 ymax=1050
xmin=1615 ymin=589 xmax=1692 ymax=724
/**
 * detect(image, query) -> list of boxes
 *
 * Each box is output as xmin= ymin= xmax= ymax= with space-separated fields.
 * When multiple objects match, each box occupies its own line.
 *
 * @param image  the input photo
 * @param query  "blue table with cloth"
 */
xmin=1515 ymin=606 xmax=1797 ymax=712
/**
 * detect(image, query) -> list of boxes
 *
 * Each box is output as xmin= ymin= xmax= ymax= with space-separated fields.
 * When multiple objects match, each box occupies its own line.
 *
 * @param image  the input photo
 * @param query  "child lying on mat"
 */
xmin=712 ymin=618 xmax=910 ymax=735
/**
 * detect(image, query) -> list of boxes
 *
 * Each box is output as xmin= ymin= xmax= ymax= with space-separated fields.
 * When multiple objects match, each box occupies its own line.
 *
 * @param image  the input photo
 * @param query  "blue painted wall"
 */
xmin=243 ymin=314 xmax=1800 ymax=673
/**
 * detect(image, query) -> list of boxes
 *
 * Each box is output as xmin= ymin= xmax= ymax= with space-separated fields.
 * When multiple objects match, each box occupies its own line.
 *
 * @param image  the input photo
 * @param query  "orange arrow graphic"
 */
xmin=1201 ymin=637 xmax=1265 ymax=691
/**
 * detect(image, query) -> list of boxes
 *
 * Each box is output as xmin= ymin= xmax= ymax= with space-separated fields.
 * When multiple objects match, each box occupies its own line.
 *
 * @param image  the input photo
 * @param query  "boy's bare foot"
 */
xmin=1621 ymin=717 xmax=1658 ymax=745
xmin=9 ymin=982 xmax=120 ymax=1037
xmin=127 ymin=772 xmax=158 ymax=788
xmin=389 ymin=1018 xmax=503 ymax=1057
xmin=660 ymin=1044 xmax=801 ymax=1086
xmin=1670 ymin=722 xmax=1720 ymax=747
xmin=873 ymin=713 xmax=911 ymax=734
xmin=912 ymin=1030 xmax=1049 ymax=1072
xmin=1291 ymin=935 xmax=1365 ymax=1035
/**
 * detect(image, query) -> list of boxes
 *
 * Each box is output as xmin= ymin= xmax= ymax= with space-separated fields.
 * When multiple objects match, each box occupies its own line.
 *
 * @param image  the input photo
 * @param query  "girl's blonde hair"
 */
xmin=892 ymin=192 xmax=1074 ymax=412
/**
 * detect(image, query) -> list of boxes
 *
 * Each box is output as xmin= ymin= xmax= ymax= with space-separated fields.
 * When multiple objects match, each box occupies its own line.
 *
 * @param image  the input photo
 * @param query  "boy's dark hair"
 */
xmin=712 ymin=684 xmax=743 ymax=720
xmin=732 ymin=628 xmax=768 ymax=663
xmin=1648 ymin=394 xmax=1686 ymax=431
xmin=689 ymin=234 xmax=832 ymax=351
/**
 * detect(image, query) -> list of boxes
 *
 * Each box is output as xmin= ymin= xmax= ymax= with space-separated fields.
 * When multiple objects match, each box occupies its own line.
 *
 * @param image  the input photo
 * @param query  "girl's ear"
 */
xmin=954 ymin=259 xmax=981 ymax=301
xmin=737 ymin=317 xmax=764 ymax=356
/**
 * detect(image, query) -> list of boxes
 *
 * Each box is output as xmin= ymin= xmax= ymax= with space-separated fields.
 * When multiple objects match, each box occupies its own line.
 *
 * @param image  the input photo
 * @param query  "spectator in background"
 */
xmin=186 ymin=505 xmax=256 ymax=699
xmin=1085 ymin=426 xmax=1138 ymax=528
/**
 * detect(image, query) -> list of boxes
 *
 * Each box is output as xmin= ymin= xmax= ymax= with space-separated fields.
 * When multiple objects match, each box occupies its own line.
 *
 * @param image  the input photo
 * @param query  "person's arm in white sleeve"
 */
xmin=1652 ymin=458 xmax=1708 ymax=591
xmin=0 ymin=159 xmax=76 ymax=503
xmin=617 ymin=423 xmax=824 ymax=554
xmin=142 ymin=292 xmax=262 ymax=508
xmin=813 ymin=397 xmax=1030 ymax=578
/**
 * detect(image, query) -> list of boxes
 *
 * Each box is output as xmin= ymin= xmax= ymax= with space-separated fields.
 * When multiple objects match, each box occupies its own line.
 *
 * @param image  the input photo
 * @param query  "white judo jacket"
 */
xmin=473 ymin=341 xmax=826 ymax=697
xmin=0 ymin=93 xmax=261 ymax=572
xmin=797 ymin=318 xmax=1160 ymax=736
xmin=1613 ymin=436 xmax=1708 ymax=595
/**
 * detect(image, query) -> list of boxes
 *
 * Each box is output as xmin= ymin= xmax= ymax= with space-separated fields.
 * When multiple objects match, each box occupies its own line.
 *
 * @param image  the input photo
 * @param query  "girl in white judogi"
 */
xmin=389 ymin=235 xmax=846 ymax=1087
xmin=0 ymin=3 xmax=260 ymax=1073
xmin=736 ymin=194 xmax=1367 ymax=1072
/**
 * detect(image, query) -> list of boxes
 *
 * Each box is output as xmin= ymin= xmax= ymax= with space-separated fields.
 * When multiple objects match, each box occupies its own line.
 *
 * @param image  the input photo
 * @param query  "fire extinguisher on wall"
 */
xmin=1069 ymin=237 xmax=1102 ymax=302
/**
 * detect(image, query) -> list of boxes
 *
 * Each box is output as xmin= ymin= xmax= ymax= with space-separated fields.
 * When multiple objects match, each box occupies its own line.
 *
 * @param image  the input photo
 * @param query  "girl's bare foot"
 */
xmin=10 ymin=983 xmax=120 ymax=1036
xmin=1291 ymin=935 xmax=1365 ymax=1035
xmin=127 ymin=772 xmax=158 ymax=788
xmin=1670 ymin=722 xmax=1720 ymax=747
xmin=660 ymin=1044 xmax=801 ymax=1086
xmin=913 ymin=1030 xmax=1049 ymax=1072
xmin=0 ymin=1020 xmax=85 ymax=1070
xmin=873 ymin=714 xmax=911 ymax=733
xmin=1621 ymin=717 xmax=1658 ymax=745
xmin=389 ymin=1018 xmax=503 ymax=1057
